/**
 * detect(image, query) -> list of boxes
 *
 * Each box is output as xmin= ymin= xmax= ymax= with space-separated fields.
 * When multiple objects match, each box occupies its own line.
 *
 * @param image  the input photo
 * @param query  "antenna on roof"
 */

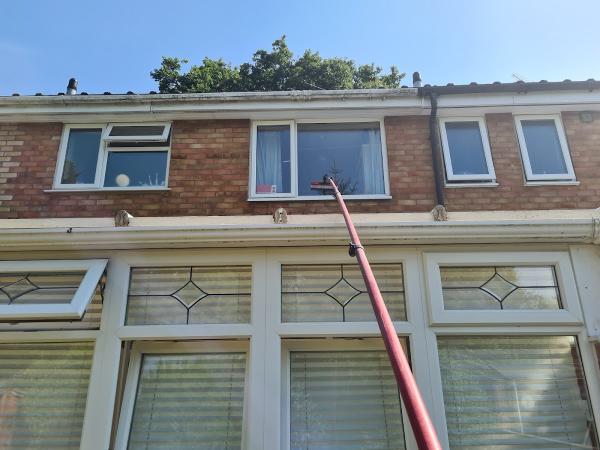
xmin=512 ymin=73 xmax=526 ymax=82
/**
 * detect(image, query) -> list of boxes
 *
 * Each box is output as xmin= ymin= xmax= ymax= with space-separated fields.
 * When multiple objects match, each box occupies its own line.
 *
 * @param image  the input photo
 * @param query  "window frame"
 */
xmin=281 ymin=338 xmax=416 ymax=450
xmin=514 ymin=114 xmax=576 ymax=181
xmin=424 ymin=251 xmax=583 ymax=326
xmin=249 ymin=118 xmax=391 ymax=200
xmin=439 ymin=117 xmax=496 ymax=182
xmin=53 ymin=123 xmax=172 ymax=191
xmin=114 ymin=340 xmax=250 ymax=450
xmin=102 ymin=122 xmax=171 ymax=143
xmin=0 ymin=258 xmax=107 ymax=320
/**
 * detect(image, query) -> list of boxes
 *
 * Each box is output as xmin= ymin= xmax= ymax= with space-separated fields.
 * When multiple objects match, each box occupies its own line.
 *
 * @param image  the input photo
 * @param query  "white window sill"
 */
xmin=248 ymin=195 xmax=392 ymax=202
xmin=524 ymin=180 xmax=580 ymax=186
xmin=45 ymin=187 xmax=171 ymax=193
xmin=445 ymin=182 xmax=499 ymax=188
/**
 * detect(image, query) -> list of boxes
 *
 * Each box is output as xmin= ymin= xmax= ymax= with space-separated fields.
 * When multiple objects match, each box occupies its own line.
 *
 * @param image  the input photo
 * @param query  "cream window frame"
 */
xmin=249 ymin=118 xmax=391 ymax=201
xmin=439 ymin=117 xmax=496 ymax=182
xmin=114 ymin=340 xmax=249 ymax=450
xmin=424 ymin=251 xmax=583 ymax=325
xmin=514 ymin=114 xmax=576 ymax=181
xmin=0 ymin=259 xmax=107 ymax=320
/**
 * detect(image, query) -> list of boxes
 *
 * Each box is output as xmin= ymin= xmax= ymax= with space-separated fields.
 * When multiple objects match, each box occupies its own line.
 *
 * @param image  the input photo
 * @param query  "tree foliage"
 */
xmin=151 ymin=36 xmax=404 ymax=93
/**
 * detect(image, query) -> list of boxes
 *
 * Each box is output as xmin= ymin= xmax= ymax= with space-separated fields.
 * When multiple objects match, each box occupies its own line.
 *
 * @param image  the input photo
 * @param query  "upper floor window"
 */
xmin=53 ymin=123 xmax=171 ymax=190
xmin=439 ymin=117 xmax=496 ymax=183
xmin=250 ymin=120 xmax=389 ymax=199
xmin=514 ymin=114 xmax=575 ymax=182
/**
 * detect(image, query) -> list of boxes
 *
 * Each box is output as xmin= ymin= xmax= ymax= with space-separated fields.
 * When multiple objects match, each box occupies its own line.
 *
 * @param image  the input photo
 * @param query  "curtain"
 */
xmin=256 ymin=130 xmax=283 ymax=193
xmin=290 ymin=350 xmax=406 ymax=450
xmin=127 ymin=352 xmax=246 ymax=450
xmin=361 ymin=129 xmax=385 ymax=194
xmin=438 ymin=336 xmax=598 ymax=449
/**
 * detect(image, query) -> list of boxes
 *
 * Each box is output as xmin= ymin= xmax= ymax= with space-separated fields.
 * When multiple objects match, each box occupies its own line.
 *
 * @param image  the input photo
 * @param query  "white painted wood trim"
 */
xmin=0 ymin=259 xmax=107 ymax=320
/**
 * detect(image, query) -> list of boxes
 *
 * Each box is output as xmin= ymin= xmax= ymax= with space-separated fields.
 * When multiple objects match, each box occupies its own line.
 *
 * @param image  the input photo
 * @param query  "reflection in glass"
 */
xmin=103 ymin=151 xmax=168 ymax=187
xmin=61 ymin=129 xmax=102 ymax=184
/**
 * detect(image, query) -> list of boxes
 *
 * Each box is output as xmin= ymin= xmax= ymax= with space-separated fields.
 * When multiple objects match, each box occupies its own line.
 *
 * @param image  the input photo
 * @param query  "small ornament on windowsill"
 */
xmin=273 ymin=208 xmax=288 ymax=224
xmin=115 ymin=210 xmax=134 ymax=227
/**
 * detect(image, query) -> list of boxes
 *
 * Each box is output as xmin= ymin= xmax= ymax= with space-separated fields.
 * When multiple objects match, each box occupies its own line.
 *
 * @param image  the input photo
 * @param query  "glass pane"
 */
xmin=282 ymin=264 xmax=405 ymax=322
xmin=0 ymin=271 xmax=85 ymax=305
xmin=521 ymin=120 xmax=568 ymax=175
xmin=256 ymin=125 xmax=291 ymax=194
xmin=0 ymin=342 xmax=94 ymax=449
xmin=290 ymin=350 xmax=406 ymax=450
xmin=438 ymin=336 xmax=598 ymax=450
xmin=127 ymin=266 xmax=252 ymax=325
xmin=441 ymin=266 xmax=561 ymax=310
xmin=60 ymin=129 xmax=101 ymax=184
xmin=297 ymin=122 xmax=385 ymax=196
xmin=108 ymin=125 xmax=165 ymax=137
xmin=128 ymin=353 xmax=246 ymax=450
xmin=445 ymin=122 xmax=489 ymax=175
xmin=103 ymin=151 xmax=168 ymax=188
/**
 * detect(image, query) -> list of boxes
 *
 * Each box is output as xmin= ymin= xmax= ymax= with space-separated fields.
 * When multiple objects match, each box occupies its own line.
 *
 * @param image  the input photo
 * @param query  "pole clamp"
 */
xmin=348 ymin=243 xmax=364 ymax=257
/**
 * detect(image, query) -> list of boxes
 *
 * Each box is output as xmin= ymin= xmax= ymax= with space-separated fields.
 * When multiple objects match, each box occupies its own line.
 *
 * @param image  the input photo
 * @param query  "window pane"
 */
xmin=290 ymin=350 xmax=406 ymax=450
xmin=445 ymin=122 xmax=489 ymax=176
xmin=0 ymin=342 xmax=94 ymax=449
xmin=440 ymin=266 xmax=561 ymax=310
xmin=60 ymin=129 xmax=101 ymax=184
xmin=127 ymin=353 xmax=246 ymax=450
xmin=256 ymin=125 xmax=291 ymax=194
xmin=103 ymin=151 xmax=168 ymax=188
xmin=282 ymin=264 xmax=405 ymax=322
xmin=298 ymin=122 xmax=385 ymax=196
xmin=521 ymin=120 xmax=568 ymax=175
xmin=109 ymin=125 xmax=166 ymax=137
xmin=127 ymin=266 xmax=252 ymax=325
xmin=438 ymin=336 xmax=598 ymax=450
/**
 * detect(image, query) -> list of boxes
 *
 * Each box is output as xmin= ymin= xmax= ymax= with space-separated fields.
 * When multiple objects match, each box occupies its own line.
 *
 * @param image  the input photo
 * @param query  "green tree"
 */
xmin=151 ymin=36 xmax=404 ymax=93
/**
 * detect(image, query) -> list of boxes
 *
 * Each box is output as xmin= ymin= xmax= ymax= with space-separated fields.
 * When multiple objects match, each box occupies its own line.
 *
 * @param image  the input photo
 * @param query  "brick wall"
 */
xmin=0 ymin=112 xmax=598 ymax=219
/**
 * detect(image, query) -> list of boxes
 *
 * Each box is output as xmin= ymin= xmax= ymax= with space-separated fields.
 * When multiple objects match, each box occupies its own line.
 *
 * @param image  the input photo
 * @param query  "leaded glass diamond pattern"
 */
xmin=441 ymin=266 xmax=561 ymax=310
xmin=282 ymin=264 xmax=405 ymax=322
xmin=326 ymin=278 xmax=361 ymax=306
xmin=3 ymin=278 xmax=37 ymax=302
xmin=480 ymin=273 xmax=517 ymax=301
xmin=173 ymin=281 xmax=207 ymax=307
xmin=127 ymin=266 xmax=252 ymax=325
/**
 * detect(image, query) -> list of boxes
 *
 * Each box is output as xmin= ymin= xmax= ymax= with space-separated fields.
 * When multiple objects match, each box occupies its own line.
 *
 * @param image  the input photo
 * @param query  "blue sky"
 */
xmin=2 ymin=0 xmax=600 ymax=95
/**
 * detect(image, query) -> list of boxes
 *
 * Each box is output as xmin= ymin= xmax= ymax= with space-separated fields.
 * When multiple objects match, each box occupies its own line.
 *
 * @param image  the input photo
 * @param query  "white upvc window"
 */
xmin=439 ymin=117 xmax=496 ymax=182
xmin=53 ymin=123 xmax=171 ymax=190
xmin=514 ymin=114 xmax=576 ymax=181
xmin=249 ymin=119 xmax=390 ymax=200
xmin=424 ymin=251 xmax=582 ymax=325
xmin=0 ymin=259 xmax=107 ymax=320
xmin=115 ymin=341 xmax=248 ymax=450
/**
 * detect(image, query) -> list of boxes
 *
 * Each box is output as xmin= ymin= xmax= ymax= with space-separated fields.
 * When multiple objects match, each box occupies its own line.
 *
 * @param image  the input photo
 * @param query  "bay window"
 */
xmin=250 ymin=120 xmax=389 ymax=199
xmin=2 ymin=247 xmax=599 ymax=450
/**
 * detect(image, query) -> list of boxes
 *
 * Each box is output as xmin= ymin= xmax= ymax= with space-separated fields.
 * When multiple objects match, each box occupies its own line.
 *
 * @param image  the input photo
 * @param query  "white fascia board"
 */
xmin=0 ymin=210 xmax=598 ymax=251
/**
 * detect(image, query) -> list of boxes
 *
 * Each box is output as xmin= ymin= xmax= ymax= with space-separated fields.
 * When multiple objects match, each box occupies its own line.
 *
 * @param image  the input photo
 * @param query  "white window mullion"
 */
xmin=79 ymin=257 xmax=130 ymax=450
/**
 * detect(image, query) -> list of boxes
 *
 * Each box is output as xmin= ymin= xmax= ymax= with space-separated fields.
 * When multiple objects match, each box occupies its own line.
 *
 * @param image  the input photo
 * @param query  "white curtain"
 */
xmin=361 ymin=129 xmax=385 ymax=194
xmin=256 ymin=130 xmax=283 ymax=192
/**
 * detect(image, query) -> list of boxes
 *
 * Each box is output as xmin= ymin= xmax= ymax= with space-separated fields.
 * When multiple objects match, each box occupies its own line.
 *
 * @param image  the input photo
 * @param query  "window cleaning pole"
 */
xmin=312 ymin=177 xmax=442 ymax=450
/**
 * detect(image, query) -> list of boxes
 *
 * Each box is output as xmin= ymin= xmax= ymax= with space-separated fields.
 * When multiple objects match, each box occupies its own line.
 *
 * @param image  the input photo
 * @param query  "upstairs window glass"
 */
xmin=439 ymin=118 xmax=495 ymax=182
xmin=54 ymin=123 xmax=171 ymax=190
xmin=251 ymin=120 xmax=389 ymax=199
xmin=514 ymin=115 xmax=575 ymax=181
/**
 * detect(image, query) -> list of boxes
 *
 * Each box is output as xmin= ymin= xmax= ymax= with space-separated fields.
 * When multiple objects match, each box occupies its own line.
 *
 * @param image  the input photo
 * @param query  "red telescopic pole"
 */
xmin=324 ymin=177 xmax=442 ymax=450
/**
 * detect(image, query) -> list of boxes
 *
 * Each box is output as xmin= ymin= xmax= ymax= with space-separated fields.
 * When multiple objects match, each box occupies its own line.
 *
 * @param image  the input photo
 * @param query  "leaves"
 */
xmin=151 ymin=36 xmax=405 ymax=93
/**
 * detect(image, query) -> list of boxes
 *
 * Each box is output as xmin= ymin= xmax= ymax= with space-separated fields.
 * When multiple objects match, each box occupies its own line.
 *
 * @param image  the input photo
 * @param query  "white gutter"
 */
xmin=0 ymin=210 xmax=598 ymax=251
